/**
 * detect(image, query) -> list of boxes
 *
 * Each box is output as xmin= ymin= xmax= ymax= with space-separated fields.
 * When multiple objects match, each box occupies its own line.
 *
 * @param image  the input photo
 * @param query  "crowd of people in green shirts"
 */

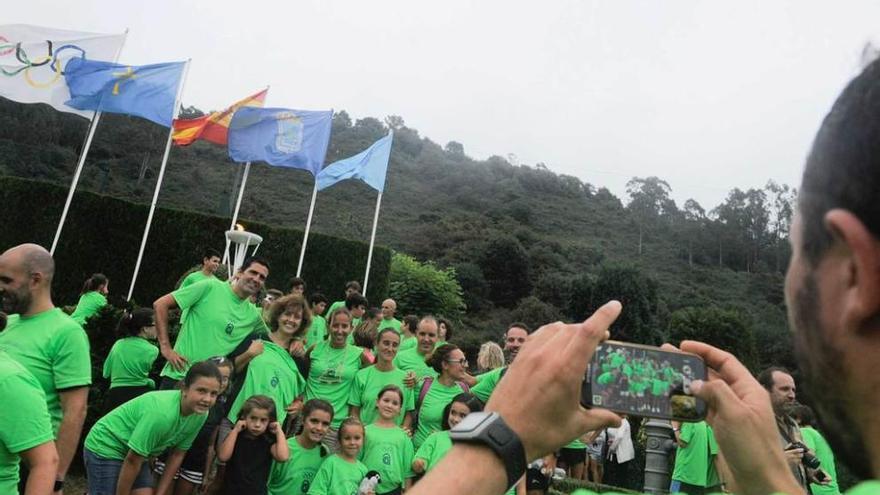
xmin=0 ymin=245 xmax=539 ymax=495
xmin=0 ymin=244 xmax=846 ymax=495
xmin=593 ymin=346 xmax=691 ymax=417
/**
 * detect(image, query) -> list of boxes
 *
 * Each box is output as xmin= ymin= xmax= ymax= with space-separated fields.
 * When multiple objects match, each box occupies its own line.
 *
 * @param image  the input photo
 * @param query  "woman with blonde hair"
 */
xmin=475 ymin=341 xmax=505 ymax=375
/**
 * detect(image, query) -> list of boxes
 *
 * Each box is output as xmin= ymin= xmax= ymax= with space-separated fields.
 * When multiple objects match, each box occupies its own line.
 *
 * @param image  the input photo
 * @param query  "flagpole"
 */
xmin=49 ymin=28 xmax=129 ymax=255
xmin=296 ymin=181 xmax=319 ymax=277
xmin=222 ymin=161 xmax=251 ymax=265
xmin=127 ymin=59 xmax=191 ymax=301
xmin=362 ymin=191 xmax=383 ymax=297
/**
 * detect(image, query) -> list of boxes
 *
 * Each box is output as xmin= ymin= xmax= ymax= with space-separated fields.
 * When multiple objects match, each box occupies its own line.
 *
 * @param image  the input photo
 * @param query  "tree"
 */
xmin=668 ymin=306 xmax=757 ymax=370
xmin=626 ymin=177 xmax=677 ymax=255
xmin=445 ymin=141 xmax=465 ymax=156
xmin=682 ymin=199 xmax=707 ymax=268
xmin=765 ymin=180 xmax=796 ymax=272
xmin=590 ymin=264 xmax=661 ymax=344
xmin=480 ymin=235 xmax=532 ymax=307
xmin=712 ymin=188 xmax=771 ymax=272
xmin=388 ymin=253 xmax=465 ymax=319
xmin=384 ymin=115 xmax=405 ymax=130
xmin=511 ymin=296 xmax=563 ymax=330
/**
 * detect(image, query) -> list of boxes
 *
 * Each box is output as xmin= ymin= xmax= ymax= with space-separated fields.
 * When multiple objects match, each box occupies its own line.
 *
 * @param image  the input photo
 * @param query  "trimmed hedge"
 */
xmin=0 ymin=176 xmax=391 ymax=305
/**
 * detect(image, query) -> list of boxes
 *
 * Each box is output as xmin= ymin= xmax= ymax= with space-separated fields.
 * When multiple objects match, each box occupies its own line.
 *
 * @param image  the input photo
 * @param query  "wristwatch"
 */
xmin=449 ymin=411 xmax=527 ymax=488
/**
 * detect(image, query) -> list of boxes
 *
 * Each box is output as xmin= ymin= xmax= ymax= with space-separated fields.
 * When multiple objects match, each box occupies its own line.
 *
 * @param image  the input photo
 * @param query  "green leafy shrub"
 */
xmin=388 ymin=253 xmax=465 ymax=320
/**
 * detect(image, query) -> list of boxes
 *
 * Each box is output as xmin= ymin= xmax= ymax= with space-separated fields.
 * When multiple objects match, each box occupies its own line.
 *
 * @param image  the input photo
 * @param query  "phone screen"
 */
xmin=581 ymin=341 xmax=708 ymax=421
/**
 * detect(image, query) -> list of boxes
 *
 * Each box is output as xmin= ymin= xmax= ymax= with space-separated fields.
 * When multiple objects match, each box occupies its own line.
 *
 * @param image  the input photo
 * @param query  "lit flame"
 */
xmin=235 ymin=223 xmax=246 ymax=232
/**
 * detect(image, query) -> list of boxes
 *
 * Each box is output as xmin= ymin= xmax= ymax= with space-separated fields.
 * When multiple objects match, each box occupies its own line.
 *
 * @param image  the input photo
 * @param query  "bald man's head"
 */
xmin=0 ymin=243 xmax=54 ymax=314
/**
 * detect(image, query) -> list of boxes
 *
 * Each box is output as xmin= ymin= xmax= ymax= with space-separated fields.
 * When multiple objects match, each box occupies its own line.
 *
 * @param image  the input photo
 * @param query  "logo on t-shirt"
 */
xmin=382 ymin=452 xmax=391 ymax=465
xmin=270 ymin=374 xmax=279 ymax=388
xmin=224 ymin=322 xmax=234 ymax=335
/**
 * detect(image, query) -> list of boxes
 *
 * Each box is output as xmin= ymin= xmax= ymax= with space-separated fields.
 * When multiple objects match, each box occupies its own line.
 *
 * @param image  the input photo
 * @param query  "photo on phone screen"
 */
xmin=581 ymin=341 xmax=708 ymax=421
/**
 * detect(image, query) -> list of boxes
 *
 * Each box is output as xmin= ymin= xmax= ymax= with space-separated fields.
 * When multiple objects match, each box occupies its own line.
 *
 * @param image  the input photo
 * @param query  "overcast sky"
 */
xmin=7 ymin=1 xmax=880 ymax=209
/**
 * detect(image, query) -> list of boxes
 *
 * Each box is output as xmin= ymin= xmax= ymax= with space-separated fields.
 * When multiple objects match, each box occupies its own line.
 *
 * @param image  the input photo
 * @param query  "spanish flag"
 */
xmin=172 ymin=88 xmax=268 ymax=146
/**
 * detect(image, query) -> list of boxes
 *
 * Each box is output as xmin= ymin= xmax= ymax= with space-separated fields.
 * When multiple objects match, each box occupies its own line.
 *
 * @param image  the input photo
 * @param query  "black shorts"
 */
xmin=558 ymin=447 xmax=587 ymax=467
xmin=526 ymin=468 xmax=550 ymax=491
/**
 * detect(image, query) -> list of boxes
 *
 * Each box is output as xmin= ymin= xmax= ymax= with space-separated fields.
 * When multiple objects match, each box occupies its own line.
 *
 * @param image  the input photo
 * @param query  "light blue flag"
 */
xmin=316 ymin=132 xmax=393 ymax=192
xmin=227 ymin=107 xmax=333 ymax=175
xmin=64 ymin=58 xmax=185 ymax=127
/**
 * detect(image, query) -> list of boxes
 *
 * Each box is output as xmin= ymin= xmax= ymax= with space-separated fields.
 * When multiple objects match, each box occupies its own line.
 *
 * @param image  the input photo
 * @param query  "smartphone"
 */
xmin=580 ymin=341 xmax=708 ymax=421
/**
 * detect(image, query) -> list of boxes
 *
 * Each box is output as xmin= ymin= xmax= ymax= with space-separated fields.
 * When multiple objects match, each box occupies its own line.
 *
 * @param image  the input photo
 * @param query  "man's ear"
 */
xmin=824 ymin=209 xmax=880 ymax=326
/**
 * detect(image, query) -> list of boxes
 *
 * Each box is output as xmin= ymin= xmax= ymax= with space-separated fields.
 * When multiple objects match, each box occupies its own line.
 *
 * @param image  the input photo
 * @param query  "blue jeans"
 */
xmin=83 ymin=448 xmax=153 ymax=494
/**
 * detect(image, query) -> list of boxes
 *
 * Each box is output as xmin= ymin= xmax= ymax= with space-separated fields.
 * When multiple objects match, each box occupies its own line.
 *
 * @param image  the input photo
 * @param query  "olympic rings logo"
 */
xmin=0 ymin=38 xmax=87 ymax=89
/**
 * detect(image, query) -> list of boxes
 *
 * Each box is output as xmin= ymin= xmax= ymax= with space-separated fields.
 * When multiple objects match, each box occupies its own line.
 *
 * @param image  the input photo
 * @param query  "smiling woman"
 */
xmin=226 ymin=294 xmax=311 ymax=426
xmin=82 ymin=361 xmax=222 ymax=495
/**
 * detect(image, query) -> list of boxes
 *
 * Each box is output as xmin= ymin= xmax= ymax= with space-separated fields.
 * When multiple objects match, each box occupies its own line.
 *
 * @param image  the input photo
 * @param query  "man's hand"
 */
xmin=289 ymin=340 xmax=305 ymax=358
xmin=160 ymin=345 xmax=188 ymax=371
xmin=676 ymin=341 xmax=804 ymax=495
xmin=783 ymin=445 xmax=805 ymax=465
xmin=286 ymin=397 xmax=303 ymax=416
xmin=403 ymin=371 xmax=416 ymax=389
xmin=485 ymin=301 xmax=624 ymax=461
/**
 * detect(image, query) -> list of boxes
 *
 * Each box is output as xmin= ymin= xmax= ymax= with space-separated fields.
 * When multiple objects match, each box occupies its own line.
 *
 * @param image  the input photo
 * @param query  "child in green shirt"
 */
xmin=308 ymin=417 xmax=370 ymax=495
xmin=360 ymin=385 xmax=415 ymax=493
xmin=268 ymin=399 xmax=333 ymax=495
xmin=102 ymin=308 xmax=159 ymax=414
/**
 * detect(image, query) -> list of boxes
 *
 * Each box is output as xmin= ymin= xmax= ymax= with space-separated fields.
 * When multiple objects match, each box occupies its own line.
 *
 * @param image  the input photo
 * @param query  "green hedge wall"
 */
xmin=0 ymin=176 xmax=391 ymax=305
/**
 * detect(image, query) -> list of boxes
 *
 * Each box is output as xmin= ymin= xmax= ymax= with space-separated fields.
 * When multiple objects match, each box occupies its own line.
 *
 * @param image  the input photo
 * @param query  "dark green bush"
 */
xmin=0 ymin=176 xmax=390 ymax=306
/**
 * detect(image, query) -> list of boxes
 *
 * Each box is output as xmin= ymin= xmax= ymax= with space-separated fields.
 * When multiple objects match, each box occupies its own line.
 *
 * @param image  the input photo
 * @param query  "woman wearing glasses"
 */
xmin=412 ymin=344 xmax=473 ymax=450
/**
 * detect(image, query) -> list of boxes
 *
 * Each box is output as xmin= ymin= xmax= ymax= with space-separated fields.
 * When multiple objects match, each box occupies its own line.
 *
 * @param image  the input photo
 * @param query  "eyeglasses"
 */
xmin=445 ymin=358 xmax=468 ymax=366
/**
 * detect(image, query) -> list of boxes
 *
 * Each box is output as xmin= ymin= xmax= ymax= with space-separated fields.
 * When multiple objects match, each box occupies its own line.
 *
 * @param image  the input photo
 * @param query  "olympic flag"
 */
xmin=0 ymin=24 xmax=125 ymax=118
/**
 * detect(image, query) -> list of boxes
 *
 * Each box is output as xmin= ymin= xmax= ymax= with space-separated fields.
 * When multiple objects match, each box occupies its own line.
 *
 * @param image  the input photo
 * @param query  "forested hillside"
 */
xmin=0 ymin=98 xmax=798 ymax=371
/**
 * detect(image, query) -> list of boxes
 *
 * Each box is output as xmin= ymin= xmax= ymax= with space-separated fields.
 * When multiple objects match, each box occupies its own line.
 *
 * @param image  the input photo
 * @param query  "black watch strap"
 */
xmin=53 ymin=479 xmax=64 ymax=492
xmin=449 ymin=412 xmax=527 ymax=488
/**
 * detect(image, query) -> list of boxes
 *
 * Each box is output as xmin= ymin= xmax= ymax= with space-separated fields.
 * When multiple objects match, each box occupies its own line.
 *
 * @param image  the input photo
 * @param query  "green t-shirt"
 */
xmin=178 ymin=271 xmax=216 ymax=324
xmin=228 ymin=338 xmax=306 ymax=424
xmin=180 ymin=270 xmax=214 ymax=288
xmin=413 ymin=379 xmax=465 ymax=449
xmin=377 ymin=318 xmax=402 ymax=334
xmin=472 ymin=367 xmax=505 ymax=403
xmin=0 ymin=351 xmax=53 ymax=494
xmin=393 ymin=347 xmax=437 ymax=383
xmin=348 ymin=366 xmax=415 ymax=426
xmin=565 ymin=437 xmax=587 ymax=449
xmin=70 ymin=291 xmax=107 ymax=325
xmin=414 ymin=430 xmax=452 ymax=472
xmin=844 ymin=482 xmax=880 ymax=495
xmin=161 ymin=278 xmax=268 ymax=380
xmin=268 ymin=437 xmax=326 ymax=495
xmin=399 ymin=336 xmax=417 ymax=352
xmin=305 ymin=341 xmax=364 ymax=428
xmin=800 ymin=426 xmax=840 ymax=495
xmin=85 ymin=390 xmax=207 ymax=459
xmin=672 ymin=421 xmax=719 ymax=487
xmin=306 ymin=454 xmax=368 ymax=495
xmin=102 ymin=337 xmax=159 ymax=389
xmin=305 ymin=315 xmax=328 ymax=347
xmin=360 ymin=424 xmax=414 ymax=492
xmin=0 ymin=308 xmax=91 ymax=433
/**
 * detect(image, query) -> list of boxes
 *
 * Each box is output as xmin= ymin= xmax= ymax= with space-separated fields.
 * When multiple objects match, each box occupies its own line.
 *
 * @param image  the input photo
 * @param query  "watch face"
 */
xmin=451 ymin=412 xmax=491 ymax=434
